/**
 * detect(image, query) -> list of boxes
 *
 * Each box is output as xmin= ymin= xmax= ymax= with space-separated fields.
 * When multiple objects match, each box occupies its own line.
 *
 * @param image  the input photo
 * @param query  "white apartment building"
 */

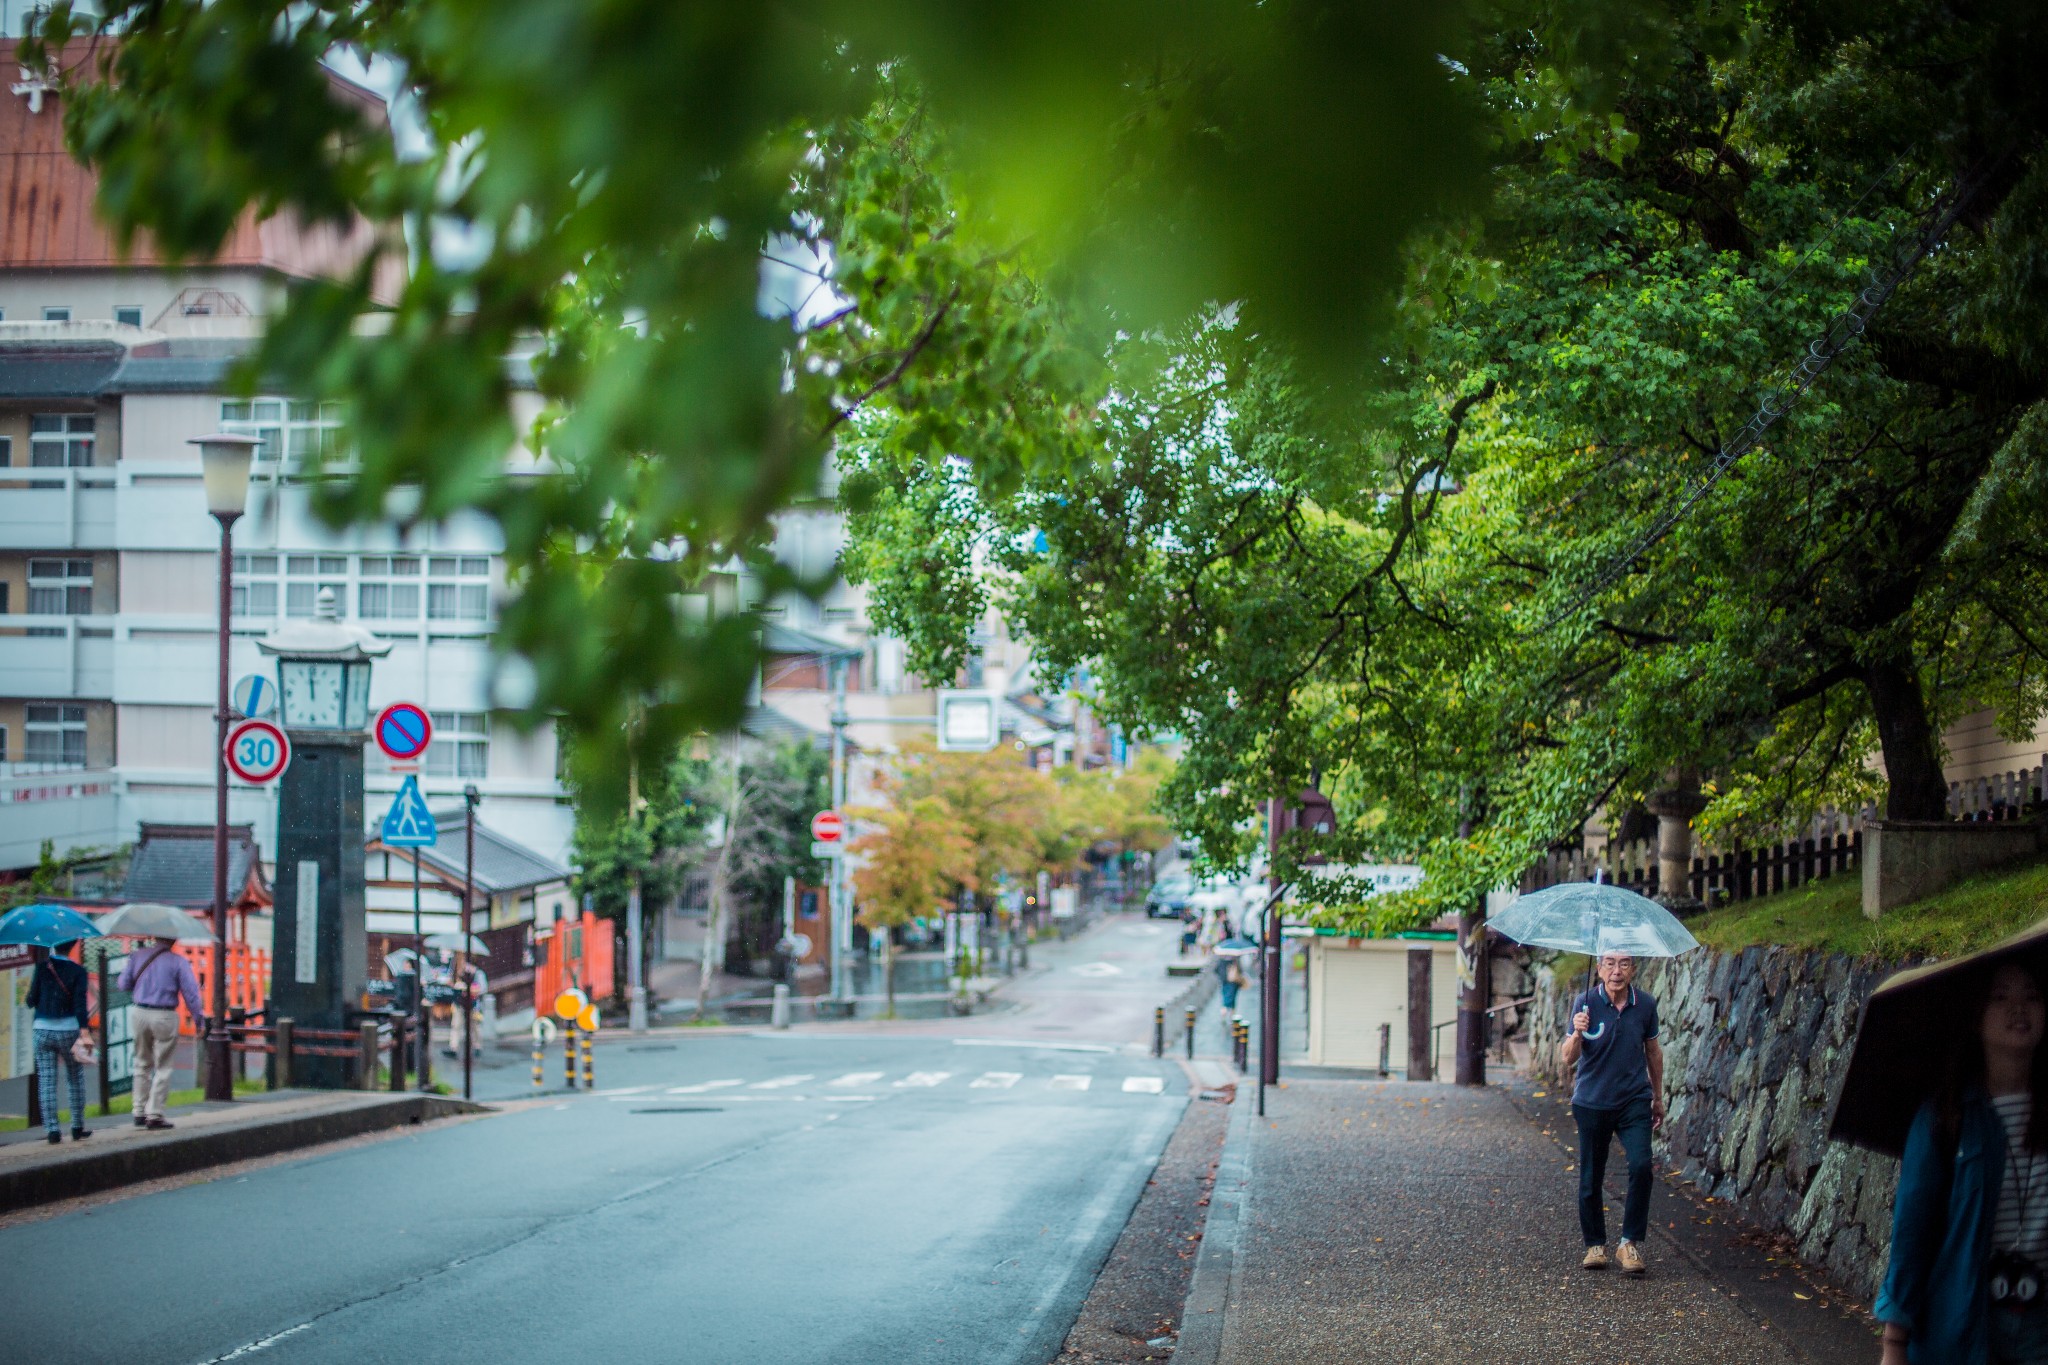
xmin=0 ymin=57 xmax=571 ymax=878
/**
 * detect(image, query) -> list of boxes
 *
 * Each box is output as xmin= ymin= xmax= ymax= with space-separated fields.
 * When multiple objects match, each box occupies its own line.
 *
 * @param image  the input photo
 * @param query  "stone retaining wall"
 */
xmin=1528 ymin=945 xmax=1903 ymax=1299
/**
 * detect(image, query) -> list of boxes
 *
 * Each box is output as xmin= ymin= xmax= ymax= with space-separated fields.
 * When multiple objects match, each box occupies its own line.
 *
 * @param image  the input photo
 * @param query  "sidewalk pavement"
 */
xmin=1179 ymin=1073 xmax=1874 ymax=1365
xmin=0 ymin=1087 xmax=485 ymax=1213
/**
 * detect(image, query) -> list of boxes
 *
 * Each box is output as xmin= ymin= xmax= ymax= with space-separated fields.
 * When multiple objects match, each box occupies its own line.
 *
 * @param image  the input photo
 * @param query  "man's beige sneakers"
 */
xmin=1582 ymin=1245 xmax=1609 ymax=1270
xmin=1616 ymin=1240 xmax=1647 ymax=1274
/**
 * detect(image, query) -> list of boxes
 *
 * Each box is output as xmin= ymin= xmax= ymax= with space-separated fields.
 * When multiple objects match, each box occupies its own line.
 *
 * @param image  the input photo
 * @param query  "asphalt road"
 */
xmin=0 ymin=915 xmax=1193 ymax=1365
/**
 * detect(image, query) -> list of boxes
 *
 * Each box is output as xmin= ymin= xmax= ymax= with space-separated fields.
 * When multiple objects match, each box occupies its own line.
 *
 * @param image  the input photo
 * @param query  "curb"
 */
xmin=1174 ymin=1082 xmax=1255 ymax=1365
xmin=0 ymin=1093 xmax=487 ymax=1213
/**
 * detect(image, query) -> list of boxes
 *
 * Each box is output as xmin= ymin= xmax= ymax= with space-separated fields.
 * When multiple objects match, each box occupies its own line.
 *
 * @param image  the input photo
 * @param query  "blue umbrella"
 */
xmin=0 ymin=902 xmax=104 ymax=947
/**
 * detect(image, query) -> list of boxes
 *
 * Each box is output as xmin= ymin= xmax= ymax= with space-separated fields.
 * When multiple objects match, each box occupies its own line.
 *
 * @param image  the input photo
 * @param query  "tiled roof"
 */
xmin=743 ymin=704 xmax=832 ymax=751
xmin=761 ymin=622 xmax=861 ymax=659
xmin=388 ymin=809 xmax=570 ymax=895
xmin=122 ymin=823 xmax=270 ymax=908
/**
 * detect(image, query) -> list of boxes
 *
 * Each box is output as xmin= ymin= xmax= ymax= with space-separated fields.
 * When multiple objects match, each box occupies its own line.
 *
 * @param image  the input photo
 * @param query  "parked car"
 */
xmin=1145 ymin=873 xmax=1196 ymax=918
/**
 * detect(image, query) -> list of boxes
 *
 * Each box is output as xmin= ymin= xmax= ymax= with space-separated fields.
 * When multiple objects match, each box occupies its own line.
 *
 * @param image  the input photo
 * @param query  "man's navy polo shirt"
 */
xmin=1570 ymin=984 xmax=1659 ymax=1110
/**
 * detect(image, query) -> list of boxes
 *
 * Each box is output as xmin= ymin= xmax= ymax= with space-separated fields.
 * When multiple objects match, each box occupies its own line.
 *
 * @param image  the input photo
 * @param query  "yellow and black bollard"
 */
xmin=1152 ymin=1006 xmax=1165 ymax=1058
xmin=1185 ymin=1006 xmax=1197 ymax=1060
xmin=580 ymin=1029 xmax=594 ymax=1090
xmin=531 ymin=1032 xmax=544 ymax=1091
xmin=563 ymin=1024 xmax=577 ymax=1090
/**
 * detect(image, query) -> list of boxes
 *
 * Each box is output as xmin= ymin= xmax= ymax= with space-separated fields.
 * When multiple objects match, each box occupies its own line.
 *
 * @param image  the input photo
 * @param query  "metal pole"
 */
xmin=205 ymin=510 xmax=238 ymax=1102
xmin=413 ymin=852 xmax=428 ymax=1091
xmin=462 ymin=784 xmax=478 ymax=1101
xmin=828 ymin=658 xmax=849 ymax=1003
xmin=1259 ymin=793 xmax=1283 ymax=1116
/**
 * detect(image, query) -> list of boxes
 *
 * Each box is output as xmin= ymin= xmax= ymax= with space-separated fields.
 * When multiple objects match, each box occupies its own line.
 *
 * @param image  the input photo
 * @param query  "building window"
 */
xmin=425 ymin=556 xmax=490 ymax=622
xmin=114 ymin=306 xmax=143 ymax=327
xmin=41 ymin=307 xmax=70 ymax=322
xmin=221 ymin=398 xmax=344 ymax=464
xmin=29 ymin=414 xmax=93 ymax=467
xmin=23 ymin=704 xmax=86 ymax=767
xmin=426 ymin=711 xmax=489 ymax=779
xmin=27 ymin=558 xmax=91 ymax=615
xmin=357 ymin=555 xmax=423 ymax=622
xmin=230 ymin=553 xmax=280 ymax=617
xmin=283 ymin=554 xmax=349 ymax=617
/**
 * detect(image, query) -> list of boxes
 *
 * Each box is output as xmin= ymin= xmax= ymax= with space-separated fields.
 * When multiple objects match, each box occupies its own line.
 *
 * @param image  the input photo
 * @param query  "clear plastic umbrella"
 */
xmin=97 ymin=902 xmax=212 ymax=941
xmin=1488 ymin=882 xmax=1700 ymax=959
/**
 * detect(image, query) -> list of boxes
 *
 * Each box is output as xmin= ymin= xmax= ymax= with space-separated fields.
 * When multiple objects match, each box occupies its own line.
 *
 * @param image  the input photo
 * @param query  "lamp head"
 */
xmin=191 ymin=432 xmax=263 ymax=520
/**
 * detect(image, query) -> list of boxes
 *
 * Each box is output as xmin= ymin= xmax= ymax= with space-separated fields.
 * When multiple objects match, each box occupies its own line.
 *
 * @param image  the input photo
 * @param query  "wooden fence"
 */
xmin=1523 ymin=811 xmax=1867 ymax=906
xmin=1949 ymin=758 xmax=2048 ymax=822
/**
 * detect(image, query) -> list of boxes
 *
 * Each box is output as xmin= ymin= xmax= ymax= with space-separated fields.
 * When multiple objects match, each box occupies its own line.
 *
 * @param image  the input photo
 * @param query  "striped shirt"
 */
xmin=1992 ymin=1095 xmax=2048 ymax=1264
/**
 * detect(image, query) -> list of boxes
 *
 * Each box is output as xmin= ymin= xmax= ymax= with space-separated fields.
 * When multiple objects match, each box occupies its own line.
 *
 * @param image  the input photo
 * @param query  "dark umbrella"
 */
xmin=1828 ymin=917 xmax=2048 ymax=1157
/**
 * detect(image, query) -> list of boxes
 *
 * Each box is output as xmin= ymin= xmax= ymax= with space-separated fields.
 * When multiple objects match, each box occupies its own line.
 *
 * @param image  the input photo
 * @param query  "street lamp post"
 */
xmin=195 ymin=433 xmax=261 ymax=1103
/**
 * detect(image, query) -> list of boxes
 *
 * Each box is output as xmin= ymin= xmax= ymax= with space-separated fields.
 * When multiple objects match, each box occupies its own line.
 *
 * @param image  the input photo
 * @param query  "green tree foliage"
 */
xmin=31 ymin=1 xmax=1484 ymax=792
xmin=844 ymin=1 xmax=2048 ymax=925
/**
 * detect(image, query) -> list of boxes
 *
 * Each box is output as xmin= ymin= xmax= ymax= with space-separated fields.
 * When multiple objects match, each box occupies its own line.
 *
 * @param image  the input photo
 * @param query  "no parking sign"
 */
xmin=374 ymin=703 xmax=433 ymax=764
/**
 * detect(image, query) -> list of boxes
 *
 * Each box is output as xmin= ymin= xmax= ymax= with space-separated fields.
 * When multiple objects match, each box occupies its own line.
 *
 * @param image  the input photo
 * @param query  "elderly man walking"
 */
xmin=1560 ymin=950 xmax=1666 ymax=1273
xmin=118 ymin=937 xmax=205 ymax=1130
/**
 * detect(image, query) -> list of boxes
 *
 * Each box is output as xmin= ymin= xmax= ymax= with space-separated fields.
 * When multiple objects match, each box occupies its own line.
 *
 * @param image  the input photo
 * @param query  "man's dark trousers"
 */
xmin=1573 ymin=1097 xmax=1653 ymax=1245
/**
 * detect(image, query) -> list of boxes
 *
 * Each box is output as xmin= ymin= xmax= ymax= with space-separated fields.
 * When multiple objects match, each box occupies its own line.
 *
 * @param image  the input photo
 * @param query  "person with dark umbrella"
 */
xmin=1874 ymin=958 xmax=2048 ymax=1364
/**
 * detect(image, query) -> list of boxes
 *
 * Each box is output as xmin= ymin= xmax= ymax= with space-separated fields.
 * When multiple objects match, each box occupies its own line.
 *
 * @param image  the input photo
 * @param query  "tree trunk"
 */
xmin=1863 ymin=658 xmax=1950 ymax=821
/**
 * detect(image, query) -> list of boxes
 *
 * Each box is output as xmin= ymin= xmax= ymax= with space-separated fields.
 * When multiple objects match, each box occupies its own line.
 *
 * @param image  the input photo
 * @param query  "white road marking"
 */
xmin=895 ymin=1071 xmax=952 ymax=1087
xmin=970 ymin=1072 xmax=1022 ymax=1088
xmin=1121 ymin=1076 xmax=1166 ymax=1094
xmin=952 ymin=1038 xmax=1116 ymax=1054
xmin=666 ymin=1079 xmax=744 ymax=1094
xmin=748 ymin=1074 xmax=815 ymax=1089
xmin=1071 ymin=962 xmax=1123 ymax=977
xmin=591 ymin=1084 xmax=657 ymax=1097
xmin=1049 ymin=1074 xmax=1092 ymax=1091
xmin=827 ymin=1071 xmax=885 ymax=1087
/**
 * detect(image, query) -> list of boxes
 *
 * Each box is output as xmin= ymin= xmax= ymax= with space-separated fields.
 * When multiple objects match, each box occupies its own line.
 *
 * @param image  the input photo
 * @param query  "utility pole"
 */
xmin=626 ymin=744 xmax=647 ymax=1032
xmin=828 ymin=656 xmax=850 ymax=1003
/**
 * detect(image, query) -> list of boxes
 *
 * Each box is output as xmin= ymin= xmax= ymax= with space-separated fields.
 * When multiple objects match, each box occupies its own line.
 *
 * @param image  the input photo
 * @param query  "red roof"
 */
xmin=0 ymin=40 xmax=401 ymax=300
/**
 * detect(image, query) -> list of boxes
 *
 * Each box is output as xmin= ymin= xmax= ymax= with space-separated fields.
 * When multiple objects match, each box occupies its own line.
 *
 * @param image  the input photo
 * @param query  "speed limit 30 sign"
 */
xmin=224 ymin=718 xmax=292 ymax=784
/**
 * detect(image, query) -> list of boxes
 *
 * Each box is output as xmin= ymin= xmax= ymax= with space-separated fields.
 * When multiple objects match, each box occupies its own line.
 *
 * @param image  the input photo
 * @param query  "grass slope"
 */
xmin=1687 ymin=851 xmax=2048 ymax=961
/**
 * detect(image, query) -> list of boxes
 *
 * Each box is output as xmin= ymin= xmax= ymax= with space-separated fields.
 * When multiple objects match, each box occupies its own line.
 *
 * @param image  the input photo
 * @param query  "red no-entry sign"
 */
xmin=810 ymin=810 xmax=845 ymax=843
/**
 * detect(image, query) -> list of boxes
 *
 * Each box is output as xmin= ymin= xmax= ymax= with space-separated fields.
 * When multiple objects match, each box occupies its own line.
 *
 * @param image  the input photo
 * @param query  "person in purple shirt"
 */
xmin=118 ymin=936 xmax=206 ymax=1130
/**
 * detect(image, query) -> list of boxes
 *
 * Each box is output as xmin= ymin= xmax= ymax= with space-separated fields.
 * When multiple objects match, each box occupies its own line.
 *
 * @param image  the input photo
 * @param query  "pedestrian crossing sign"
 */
xmin=381 ymin=775 xmax=439 ymax=847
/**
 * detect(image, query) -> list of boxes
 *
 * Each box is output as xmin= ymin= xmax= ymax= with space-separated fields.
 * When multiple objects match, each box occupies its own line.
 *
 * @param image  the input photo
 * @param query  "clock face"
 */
xmin=342 ymin=663 xmax=372 ymax=729
xmin=280 ymin=661 xmax=345 ymax=728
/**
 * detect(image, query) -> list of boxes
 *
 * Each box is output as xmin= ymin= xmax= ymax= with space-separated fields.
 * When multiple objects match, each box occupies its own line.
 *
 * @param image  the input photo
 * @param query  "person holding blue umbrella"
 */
xmin=1 ymin=902 xmax=105 ymax=1144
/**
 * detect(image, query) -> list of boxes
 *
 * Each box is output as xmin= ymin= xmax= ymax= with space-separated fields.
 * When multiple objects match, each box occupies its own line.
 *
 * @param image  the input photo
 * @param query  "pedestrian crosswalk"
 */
xmin=637 ymin=1069 xmax=1177 ymax=1101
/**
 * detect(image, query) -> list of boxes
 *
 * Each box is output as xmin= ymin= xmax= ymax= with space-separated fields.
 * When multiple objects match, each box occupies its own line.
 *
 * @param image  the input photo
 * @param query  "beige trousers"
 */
xmin=130 ymin=1006 xmax=181 ymax=1119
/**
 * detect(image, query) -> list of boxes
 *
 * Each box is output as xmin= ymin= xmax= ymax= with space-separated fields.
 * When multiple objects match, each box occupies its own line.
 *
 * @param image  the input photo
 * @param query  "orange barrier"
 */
xmin=532 ymin=912 xmax=615 ymax=1014
xmin=173 ymin=941 xmax=272 ymax=1035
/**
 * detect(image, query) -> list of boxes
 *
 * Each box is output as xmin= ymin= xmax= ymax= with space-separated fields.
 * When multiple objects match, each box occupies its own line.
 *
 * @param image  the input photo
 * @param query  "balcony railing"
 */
xmin=0 ymin=464 xmax=117 ymax=549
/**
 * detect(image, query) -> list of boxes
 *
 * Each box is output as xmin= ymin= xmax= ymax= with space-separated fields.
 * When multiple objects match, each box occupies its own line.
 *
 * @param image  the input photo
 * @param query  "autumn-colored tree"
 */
xmin=882 ymin=738 xmax=1047 ymax=904
xmin=849 ymin=797 xmax=976 ymax=1017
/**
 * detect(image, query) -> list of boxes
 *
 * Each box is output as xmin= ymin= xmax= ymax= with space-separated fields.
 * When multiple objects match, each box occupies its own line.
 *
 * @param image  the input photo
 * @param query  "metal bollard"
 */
xmin=532 ymin=1033 xmax=544 ymax=1091
xmin=772 ymin=983 xmax=791 ymax=1030
xmin=563 ymin=1025 xmax=576 ymax=1090
xmin=1185 ymin=1006 xmax=1197 ymax=1060
xmin=1378 ymin=1022 xmax=1392 ymax=1078
xmin=1153 ymin=1006 xmax=1165 ymax=1058
xmin=580 ymin=1030 xmax=594 ymax=1090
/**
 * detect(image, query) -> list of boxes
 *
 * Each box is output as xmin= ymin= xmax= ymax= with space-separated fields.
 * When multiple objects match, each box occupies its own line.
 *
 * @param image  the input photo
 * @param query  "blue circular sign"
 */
xmin=231 ymin=673 xmax=276 ymax=719
xmin=374 ymin=702 xmax=433 ymax=761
